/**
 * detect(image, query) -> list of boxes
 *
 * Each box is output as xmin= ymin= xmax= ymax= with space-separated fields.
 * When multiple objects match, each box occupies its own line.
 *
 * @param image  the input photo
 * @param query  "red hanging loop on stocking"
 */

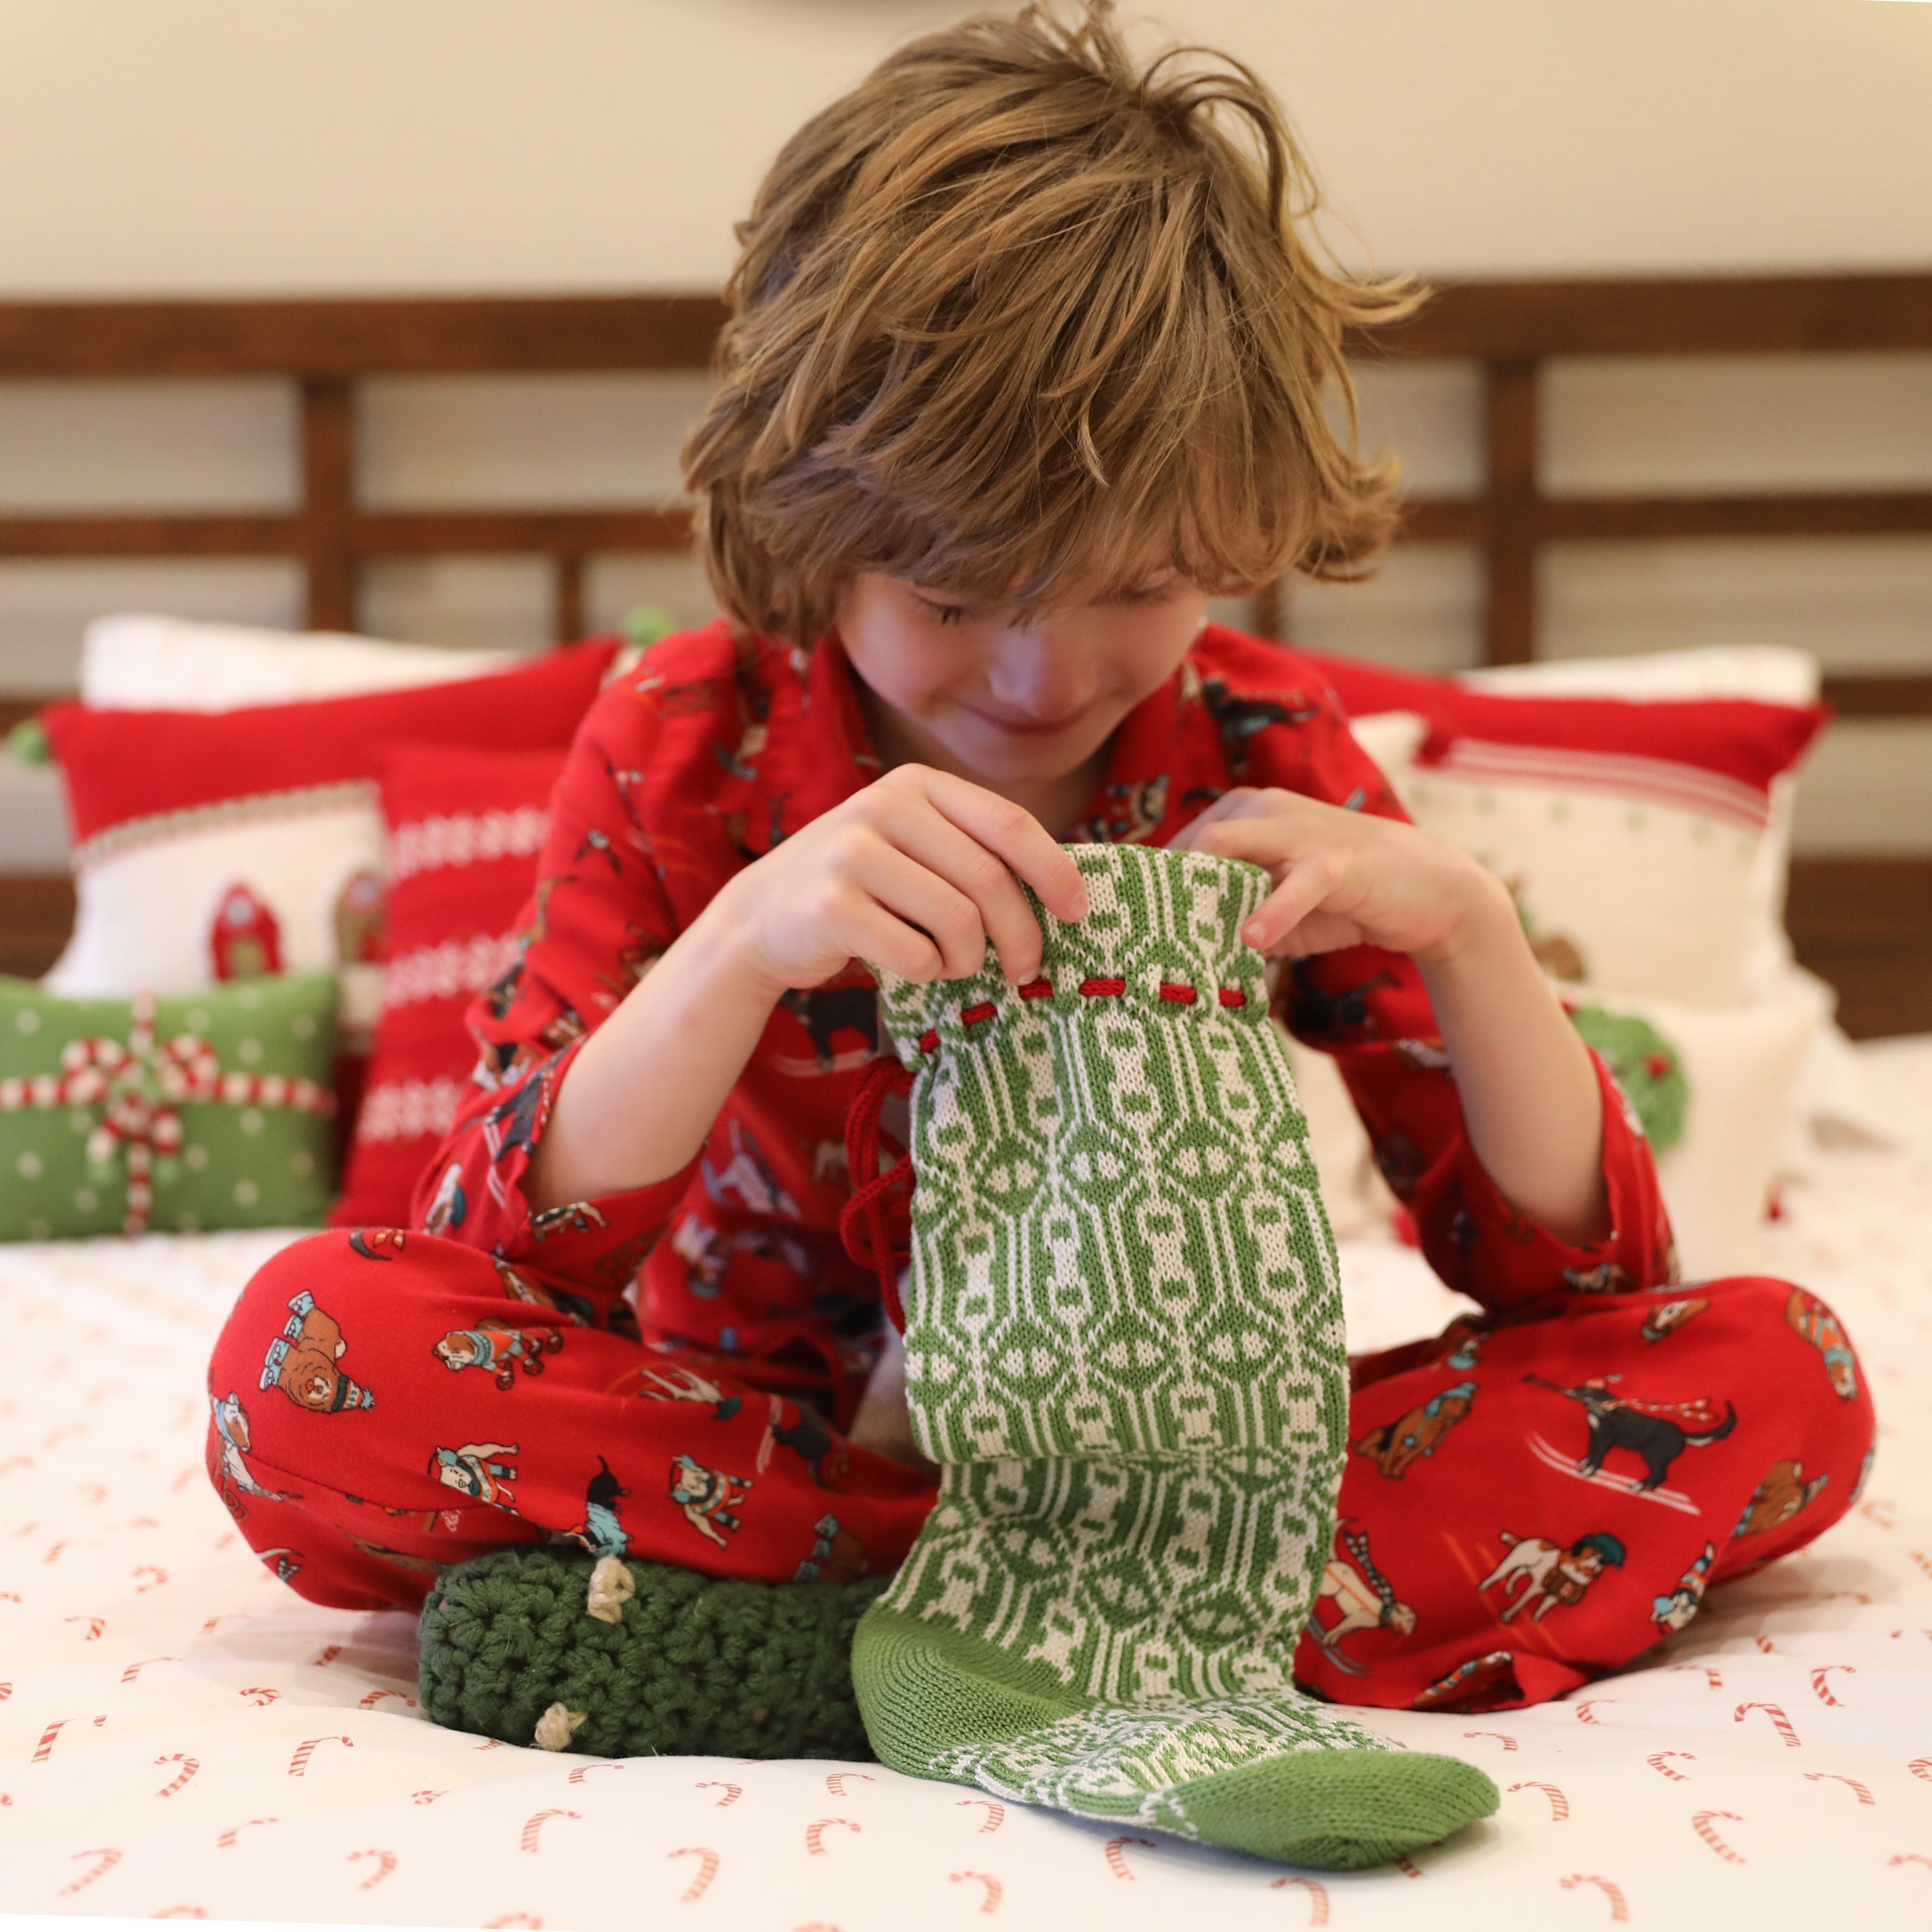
xmin=839 ymin=1053 xmax=917 ymax=1332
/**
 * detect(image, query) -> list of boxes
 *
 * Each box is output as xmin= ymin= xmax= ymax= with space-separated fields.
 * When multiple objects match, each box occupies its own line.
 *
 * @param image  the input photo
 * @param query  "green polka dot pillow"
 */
xmin=0 ymin=974 xmax=336 ymax=1241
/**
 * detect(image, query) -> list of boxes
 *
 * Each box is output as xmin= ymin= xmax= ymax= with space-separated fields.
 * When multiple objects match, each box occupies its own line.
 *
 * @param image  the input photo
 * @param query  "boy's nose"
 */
xmin=983 ymin=630 xmax=1100 ymax=722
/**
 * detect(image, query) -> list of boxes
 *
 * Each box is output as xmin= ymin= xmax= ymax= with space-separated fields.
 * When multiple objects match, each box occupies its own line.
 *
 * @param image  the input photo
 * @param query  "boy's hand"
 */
xmin=1169 ymin=787 xmax=1509 ymax=965
xmin=709 ymin=763 xmax=1089 ymax=998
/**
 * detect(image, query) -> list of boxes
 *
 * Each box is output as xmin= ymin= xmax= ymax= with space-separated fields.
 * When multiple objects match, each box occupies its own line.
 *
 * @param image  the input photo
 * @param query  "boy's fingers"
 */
xmin=861 ymin=844 xmax=995 ymax=981
xmin=920 ymin=771 xmax=1089 ymax=924
xmin=887 ymin=811 xmax=1045 ymax=984
xmin=844 ymin=896 xmax=947 ymax=985
xmin=1244 ymin=857 xmax=1335 ymax=952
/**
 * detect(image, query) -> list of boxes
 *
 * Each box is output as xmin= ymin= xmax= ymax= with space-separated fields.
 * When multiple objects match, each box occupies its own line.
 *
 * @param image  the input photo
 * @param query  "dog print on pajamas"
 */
xmin=1353 ymin=1381 xmax=1478 ymax=1479
xmin=1478 ymin=1529 xmax=1626 ymax=1622
xmin=348 ymin=1228 xmax=406 ymax=1262
xmin=1528 ymin=1373 xmax=1737 ymax=1492
xmin=633 ymin=1360 xmax=743 ymax=1420
xmin=670 ymin=1454 xmax=753 ymax=1547
xmin=208 ymin=1391 xmax=294 ymax=1518
xmin=433 ymin=1318 xmax=561 ymax=1388
xmin=1305 ymin=1523 xmax=1416 ymax=1674
xmin=1735 ymin=1458 xmax=1830 ymax=1538
xmin=792 ymin=1513 xmax=869 ymax=1584
xmin=260 ymin=1291 xmax=374 ymax=1414
xmin=430 ymin=1442 xmax=519 ymax=1508
xmin=1652 ymin=1541 xmax=1717 ymax=1632
xmin=1641 ymin=1296 xmax=1709 ymax=1345
xmin=1786 ymin=1288 xmax=1859 ymax=1401
xmin=567 ymin=1455 xmax=632 ymax=1557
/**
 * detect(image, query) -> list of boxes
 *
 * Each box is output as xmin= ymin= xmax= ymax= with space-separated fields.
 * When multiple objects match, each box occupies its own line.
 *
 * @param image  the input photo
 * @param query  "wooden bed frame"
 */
xmin=1 ymin=275 xmax=1929 ymax=1031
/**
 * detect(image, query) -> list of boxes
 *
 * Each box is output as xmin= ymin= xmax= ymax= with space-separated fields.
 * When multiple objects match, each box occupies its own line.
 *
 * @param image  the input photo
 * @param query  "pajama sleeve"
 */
xmin=1255 ymin=693 xmax=1677 ymax=1314
xmin=408 ymin=674 xmax=700 ymax=1303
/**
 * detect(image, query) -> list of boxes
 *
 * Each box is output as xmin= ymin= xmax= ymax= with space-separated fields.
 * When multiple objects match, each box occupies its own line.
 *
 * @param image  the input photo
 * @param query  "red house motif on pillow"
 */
xmin=210 ymin=881 xmax=283 ymax=981
xmin=333 ymin=866 xmax=388 ymax=965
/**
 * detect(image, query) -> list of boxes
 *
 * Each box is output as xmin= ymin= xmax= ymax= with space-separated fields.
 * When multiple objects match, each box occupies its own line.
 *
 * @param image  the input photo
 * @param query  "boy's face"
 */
xmin=835 ymin=570 xmax=1209 ymax=793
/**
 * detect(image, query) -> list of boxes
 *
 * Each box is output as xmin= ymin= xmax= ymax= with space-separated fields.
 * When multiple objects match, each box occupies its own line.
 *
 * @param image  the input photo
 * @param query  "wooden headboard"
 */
xmin=1 ymin=275 xmax=1928 ymax=1032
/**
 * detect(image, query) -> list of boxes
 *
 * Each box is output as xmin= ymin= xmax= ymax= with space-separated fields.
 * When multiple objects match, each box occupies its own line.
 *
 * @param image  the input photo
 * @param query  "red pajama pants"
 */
xmin=206 ymin=1227 xmax=1874 ymax=1714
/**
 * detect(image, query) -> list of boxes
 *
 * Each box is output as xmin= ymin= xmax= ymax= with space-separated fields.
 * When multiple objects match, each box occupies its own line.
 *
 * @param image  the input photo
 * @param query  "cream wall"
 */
xmin=0 ymin=0 xmax=1928 ymax=868
xmin=1 ymin=0 xmax=1929 ymax=294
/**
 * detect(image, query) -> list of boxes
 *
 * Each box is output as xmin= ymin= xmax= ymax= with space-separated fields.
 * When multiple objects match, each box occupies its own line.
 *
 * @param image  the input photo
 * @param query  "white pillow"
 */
xmin=81 ymin=613 xmax=517 ymax=711
xmin=1456 ymin=645 xmax=1818 ymax=1001
xmin=1561 ymin=978 xmax=1820 ymax=1281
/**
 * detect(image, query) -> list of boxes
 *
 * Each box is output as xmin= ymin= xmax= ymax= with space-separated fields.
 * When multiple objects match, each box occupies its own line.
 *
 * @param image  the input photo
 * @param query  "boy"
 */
xmin=211 ymin=0 xmax=1870 ymax=1724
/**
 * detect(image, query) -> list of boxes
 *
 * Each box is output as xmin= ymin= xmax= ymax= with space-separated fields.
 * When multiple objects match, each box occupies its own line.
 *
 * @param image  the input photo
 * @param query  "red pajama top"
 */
xmin=410 ymin=621 xmax=1676 ymax=1420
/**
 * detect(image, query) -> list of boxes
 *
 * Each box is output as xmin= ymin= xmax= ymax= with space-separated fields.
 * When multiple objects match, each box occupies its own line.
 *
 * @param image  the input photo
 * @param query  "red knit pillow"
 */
xmin=329 ymin=742 xmax=568 ymax=1229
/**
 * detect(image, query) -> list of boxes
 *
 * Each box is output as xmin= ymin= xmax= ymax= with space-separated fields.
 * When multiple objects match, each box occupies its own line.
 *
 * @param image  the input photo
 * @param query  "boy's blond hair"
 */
xmin=682 ymin=0 xmax=1427 ymax=645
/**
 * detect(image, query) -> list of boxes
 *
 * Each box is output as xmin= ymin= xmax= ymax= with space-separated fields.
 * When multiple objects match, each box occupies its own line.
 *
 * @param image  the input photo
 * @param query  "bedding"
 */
xmin=3 ymin=1034 xmax=1930 ymax=1928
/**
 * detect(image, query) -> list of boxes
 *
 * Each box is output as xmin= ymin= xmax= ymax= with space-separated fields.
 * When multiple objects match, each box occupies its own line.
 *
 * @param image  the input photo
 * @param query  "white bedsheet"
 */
xmin=4 ymin=1040 xmax=1932 ymax=1931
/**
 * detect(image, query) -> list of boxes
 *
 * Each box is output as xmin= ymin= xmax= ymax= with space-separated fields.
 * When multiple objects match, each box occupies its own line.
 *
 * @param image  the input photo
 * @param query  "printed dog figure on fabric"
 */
xmin=1527 ymin=1373 xmax=1736 ymax=1492
xmin=433 ymin=1317 xmax=562 ymax=1389
xmin=1353 ymin=1382 xmax=1477 ymax=1479
xmin=431 ymin=1442 xmax=519 ymax=1508
xmin=1651 ymin=1542 xmax=1717 ymax=1632
xmin=259 ymin=1290 xmax=375 ymax=1414
xmin=1478 ymin=1529 xmax=1626 ymax=1622
xmin=1305 ymin=1524 xmax=1417 ymax=1675
xmin=670 ymin=1454 xmax=753 ymax=1546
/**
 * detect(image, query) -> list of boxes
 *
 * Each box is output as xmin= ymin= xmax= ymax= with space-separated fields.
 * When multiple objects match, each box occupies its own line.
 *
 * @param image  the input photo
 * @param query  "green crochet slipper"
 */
xmin=418 ymin=1546 xmax=887 ymax=1760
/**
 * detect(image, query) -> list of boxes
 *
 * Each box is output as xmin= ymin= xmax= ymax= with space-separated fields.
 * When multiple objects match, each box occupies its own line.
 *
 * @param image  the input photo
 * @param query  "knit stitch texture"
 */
xmin=419 ymin=1546 xmax=884 ymax=1760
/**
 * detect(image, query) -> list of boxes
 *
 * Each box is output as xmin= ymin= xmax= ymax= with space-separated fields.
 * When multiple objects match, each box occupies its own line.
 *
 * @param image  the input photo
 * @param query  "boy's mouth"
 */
xmin=961 ymin=701 xmax=1092 ymax=740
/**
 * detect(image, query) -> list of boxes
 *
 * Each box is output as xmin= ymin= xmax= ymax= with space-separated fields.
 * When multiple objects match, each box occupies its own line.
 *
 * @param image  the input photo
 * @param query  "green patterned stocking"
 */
xmin=851 ymin=842 xmax=1496 ymax=1870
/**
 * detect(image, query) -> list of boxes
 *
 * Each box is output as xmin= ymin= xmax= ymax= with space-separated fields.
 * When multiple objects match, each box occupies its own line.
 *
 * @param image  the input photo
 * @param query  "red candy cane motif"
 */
xmin=1395 ymin=1855 xmax=1424 ymax=1879
xmin=1460 ymin=1730 xmax=1518 ymax=1751
xmin=1911 ymin=1760 xmax=1932 ymax=1783
xmin=65 ymin=1615 xmax=105 ymax=1640
xmin=1804 ymin=1772 xmax=1874 ymax=1805
xmin=1890 ymin=1854 xmax=1932 ymax=1872
xmin=120 ymin=1657 xmax=180 ymax=1683
xmin=216 ymin=1819 xmax=279 ymax=1848
xmin=1692 ymin=1810 xmax=1747 ymax=1863
xmin=1559 ymin=1874 xmax=1629 ymax=1923
xmin=806 ymin=1818 xmax=861 ymax=1855
xmin=1755 ymin=1634 xmax=1778 ymax=1654
xmin=154 ymin=1754 xmax=200 ymax=1797
xmin=1733 ymin=1701 xmax=1800 ymax=1747
xmin=1670 ymin=1665 xmax=1724 ymax=1689
xmin=825 ymin=1771 xmax=875 ymax=1798
xmin=1861 ymin=1499 xmax=1896 ymax=1528
xmin=413 ymin=1790 xmax=448 ymax=1805
xmin=32 ymin=1716 xmax=104 ymax=1762
xmin=199 ymin=1613 xmax=252 ymax=1634
xmin=358 ymin=1689 xmax=418 ymax=1709
xmin=349 ymin=1850 xmax=397 ymax=1890
xmin=696 ymin=1780 xmax=741 ymax=1807
xmin=1571 ymin=1699 xmax=1610 ymax=1724
xmin=288 ymin=1735 xmax=353 ymax=1777
xmin=1104 ymin=1836 xmax=1155 ymax=1880
xmin=669 ymin=1848 xmax=719 ymax=1902
xmin=154 ymin=1906 xmax=208 ymax=1917
xmin=1508 ymin=1781 xmax=1571 ymax=1822
xmin=312 ymin=1645 xmax=343 ymax=1667
xmin=956 ymin=1798 xmax=1005 ymax=1833
xmin=132 ymin=1566 xmax=167 ymax=1592
xmin=567 ymin=1761 xmax=625 ymax=1785
xmin=949 ymin=1870 xmax=1002 ymax=1915
xmin=240 ymin=1687 xmax=279 ymax=1705
xmin=521 ymin=1810 xmax=581 ymax=1854
xmin=1647 ymin=1751 xmax=1696 ymax=1781
xmin=57 ymin=1848 xmax=121 ymax=1896
xmin=1270 ymin=1875 xmax=1332 ymax=1924
xmin=1811 ymin=1665 xmax=1856 ymax=1705
xmin=484 ymin=1916 xmax=542 ymax=1927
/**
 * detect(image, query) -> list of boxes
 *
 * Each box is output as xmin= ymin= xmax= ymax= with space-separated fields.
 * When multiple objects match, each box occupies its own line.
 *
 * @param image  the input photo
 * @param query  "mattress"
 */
xmin=4 ymin=1038 xmax=1932 ymax=1931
